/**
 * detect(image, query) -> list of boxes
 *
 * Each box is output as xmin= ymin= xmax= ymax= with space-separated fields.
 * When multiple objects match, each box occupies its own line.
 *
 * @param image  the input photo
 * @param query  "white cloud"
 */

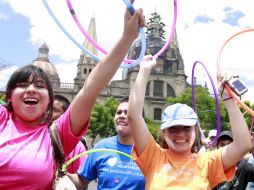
xmin=54 ymin=62 xmax=77 ymax=83
xmin=0 ymin=12 xmax=9 ymax=20
xmin=4 ymin=0 xmax=254 ymax=104
xmin=0 ymin=66 xmax=18 ymax=90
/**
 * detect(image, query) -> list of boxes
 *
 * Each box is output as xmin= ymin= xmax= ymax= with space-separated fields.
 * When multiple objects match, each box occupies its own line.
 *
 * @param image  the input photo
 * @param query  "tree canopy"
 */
xmin=87 ymin=97 xmax=119 ymax=146
xmin=167 ymin=86 xmax=254 ymax=134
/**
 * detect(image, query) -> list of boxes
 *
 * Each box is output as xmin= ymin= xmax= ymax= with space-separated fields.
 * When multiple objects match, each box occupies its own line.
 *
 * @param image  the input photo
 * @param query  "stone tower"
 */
xmin=74 ymin=17 xmax=98 ymax=91
xmin=122 ymin=12 xmax=188 ymax=119
xmin=47 ymin=12 xmax=187 ymax=121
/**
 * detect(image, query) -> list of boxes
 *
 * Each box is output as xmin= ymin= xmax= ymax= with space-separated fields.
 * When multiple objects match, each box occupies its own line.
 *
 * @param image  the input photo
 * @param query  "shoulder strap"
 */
xmin=49 ymin=122 xmax=66 ymax=177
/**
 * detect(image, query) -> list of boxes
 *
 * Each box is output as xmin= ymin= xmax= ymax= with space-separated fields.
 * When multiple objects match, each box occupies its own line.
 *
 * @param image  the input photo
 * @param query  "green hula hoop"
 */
xmin=62 ymin=148 xmax=132 ymax=172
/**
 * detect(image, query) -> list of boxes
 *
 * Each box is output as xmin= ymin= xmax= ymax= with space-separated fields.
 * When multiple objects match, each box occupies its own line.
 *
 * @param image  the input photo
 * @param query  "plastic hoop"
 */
xmin=42 ymin=0 xmax=101 ymax=62
xmin=66 ymin=0 xmax=177 ymax=66
xmin=66 ymin=0 xmax=146 ymax=69
xmin=217 ymin=28 xmax=254 ymax=75
xmin=224 ymin=83 xmax=254 ymax=117
xmin=192 ymin=61 xmax=221 ymax=145
xmin=62 ymin=148 xmax=132 ymax=172
xmin=217 ymin=28 xmax=254 ymax=117
xmin=43 ymin=0 xmax=146 ymax=69
xmin=120 ymin=0 xmax=178 ymax=59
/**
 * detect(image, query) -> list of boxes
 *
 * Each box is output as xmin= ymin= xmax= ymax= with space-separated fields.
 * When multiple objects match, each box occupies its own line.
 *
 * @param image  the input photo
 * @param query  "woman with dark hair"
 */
xmin=5 ymin=65 xmax=54 ymax=122
xmin=0 ymin=4 xmax=145 ymax=189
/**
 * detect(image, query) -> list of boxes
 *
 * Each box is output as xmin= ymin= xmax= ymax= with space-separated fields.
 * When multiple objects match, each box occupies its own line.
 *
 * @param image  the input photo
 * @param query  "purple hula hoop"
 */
xmin=66 ymin=0 xmax=178 ymax=62
xmin=191 ymin=61 xmax=221 ymax=145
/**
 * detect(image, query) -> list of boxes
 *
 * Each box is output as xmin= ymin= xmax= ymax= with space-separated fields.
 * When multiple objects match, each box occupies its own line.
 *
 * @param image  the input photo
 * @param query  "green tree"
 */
xmin=87 ymin=97 xmax=119 ymax=147
xmin=145 ymin=117 xmax=161 ymax=143
xmin=88 ymin=96 xmax=162 ymax=147
xmin=241 ymin=100 xmax=254 ymax=131
xmin=0 ymin=93 xmax=6 ymax=105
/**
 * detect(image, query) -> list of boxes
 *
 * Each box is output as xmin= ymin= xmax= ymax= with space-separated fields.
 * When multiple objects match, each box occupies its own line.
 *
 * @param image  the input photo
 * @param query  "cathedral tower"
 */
xmin=124 ymin=12 xmax=188 ymax=119
xmin=74 ymin=17 xmax=99 ymax=91
xmin=52 ymin=12 xmax=187 ymax=121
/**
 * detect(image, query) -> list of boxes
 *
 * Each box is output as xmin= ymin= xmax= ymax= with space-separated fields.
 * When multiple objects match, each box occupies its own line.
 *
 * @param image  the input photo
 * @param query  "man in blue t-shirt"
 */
xmin=68 ymin=98 xmax=145 ymax=190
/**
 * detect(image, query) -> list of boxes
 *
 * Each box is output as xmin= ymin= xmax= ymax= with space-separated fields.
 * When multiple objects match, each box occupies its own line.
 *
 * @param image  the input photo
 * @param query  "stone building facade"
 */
xmin=32 ymin=12 xmax=188 ymax=121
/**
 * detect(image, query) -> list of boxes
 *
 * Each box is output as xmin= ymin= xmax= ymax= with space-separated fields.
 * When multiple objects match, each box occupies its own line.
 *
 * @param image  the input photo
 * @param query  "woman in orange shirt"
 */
xmin=127 ymin=55 xmax=251 ymax=189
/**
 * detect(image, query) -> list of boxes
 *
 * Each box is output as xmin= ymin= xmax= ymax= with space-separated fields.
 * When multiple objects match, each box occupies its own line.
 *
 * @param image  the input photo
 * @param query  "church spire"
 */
xmin=75 ymin=17 xmax=99 ymax=88
xmin=78 ymin=17 xmax=98 ymax=65
xmin=146 ymin=12 xmax=165 ymax=41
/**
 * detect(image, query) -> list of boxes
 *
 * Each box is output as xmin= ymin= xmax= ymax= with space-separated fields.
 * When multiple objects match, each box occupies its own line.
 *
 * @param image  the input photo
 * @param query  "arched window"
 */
xmin=153 ymin=80 xmax=163 ymax=97
xmin=167 ymin=84 xmax=175 ymax=97
xmin=83 ymin=68 xmax=87 ymax=74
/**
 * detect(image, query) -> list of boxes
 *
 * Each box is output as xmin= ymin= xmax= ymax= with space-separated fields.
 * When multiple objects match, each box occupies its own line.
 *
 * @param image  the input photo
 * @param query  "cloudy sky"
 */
xmin=0 ymin=0 xmax=254 ymax=103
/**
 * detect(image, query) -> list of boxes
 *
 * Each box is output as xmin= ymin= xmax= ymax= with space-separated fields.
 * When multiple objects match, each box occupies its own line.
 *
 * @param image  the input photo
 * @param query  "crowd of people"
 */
xmin=1 ymin=1 xmax=254 ymax=190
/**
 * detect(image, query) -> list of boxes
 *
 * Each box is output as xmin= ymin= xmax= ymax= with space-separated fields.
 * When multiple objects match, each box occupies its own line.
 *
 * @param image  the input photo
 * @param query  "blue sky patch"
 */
xmin=0 ymin=2 xmax=64 ymax=68
xmin=0 ymin=3 xmax=36 ymax=67
xmin=222 ymin=7 xmax=245 ymax=27
xmin=193 ymin=15 xmax=214 ymax=24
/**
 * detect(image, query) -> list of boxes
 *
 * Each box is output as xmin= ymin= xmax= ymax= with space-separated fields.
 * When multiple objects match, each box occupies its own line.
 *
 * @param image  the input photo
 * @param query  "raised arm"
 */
xmin=70 ymin=3 xmax=145 ymax=135
xmin=128 ymin=55 xmax=156 ymax=155
xmin=220 ymin=82 xmax=252 ymax=171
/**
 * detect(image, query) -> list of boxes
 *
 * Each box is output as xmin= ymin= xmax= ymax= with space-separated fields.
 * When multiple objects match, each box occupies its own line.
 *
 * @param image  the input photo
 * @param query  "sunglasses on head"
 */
xmin=116 ymin=110 xmax=127 ymax=115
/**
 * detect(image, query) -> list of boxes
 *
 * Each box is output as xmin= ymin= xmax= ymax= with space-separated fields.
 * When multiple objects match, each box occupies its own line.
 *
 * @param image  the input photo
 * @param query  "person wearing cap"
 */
xmin=200 ymin=129 xmax=218 ymax=153
xmin=213 ymin=130 xmax=254 ymax=190
xmin=247 ymin=132 xmax=254 ymax=190
xmin=208 ymin=129 xmax=217 ymax=150
xmin=216 ymin=130 xmax=233 ymax=149
xmin=127 ymin=55 xmax=251 ymax=189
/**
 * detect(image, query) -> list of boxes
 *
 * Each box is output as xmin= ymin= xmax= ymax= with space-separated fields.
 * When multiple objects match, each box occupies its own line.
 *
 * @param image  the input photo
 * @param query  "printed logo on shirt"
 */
xmin=0 ymin=141 xmax=46 ymax=158
xmin=101 ymin=159 xmax=144 ymax=177
xmin=107 ymin=157 xmax=118 ymax=167
xmin=162 ymin=163 xmax=172 ymax=172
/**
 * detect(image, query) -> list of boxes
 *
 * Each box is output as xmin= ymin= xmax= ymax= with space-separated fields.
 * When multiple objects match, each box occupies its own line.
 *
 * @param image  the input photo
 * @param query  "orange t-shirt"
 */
xmin=132 ymin=136 xmax=236 ymax=190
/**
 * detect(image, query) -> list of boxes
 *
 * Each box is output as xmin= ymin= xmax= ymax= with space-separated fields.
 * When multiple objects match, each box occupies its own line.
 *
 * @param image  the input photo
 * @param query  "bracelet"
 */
xmin=222 ymin=97 xmax=232 ymax=101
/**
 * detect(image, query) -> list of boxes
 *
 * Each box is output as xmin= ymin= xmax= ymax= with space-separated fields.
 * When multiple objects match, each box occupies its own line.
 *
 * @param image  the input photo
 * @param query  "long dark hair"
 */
xmin=5 ymin=65 xmax=54 ymax=123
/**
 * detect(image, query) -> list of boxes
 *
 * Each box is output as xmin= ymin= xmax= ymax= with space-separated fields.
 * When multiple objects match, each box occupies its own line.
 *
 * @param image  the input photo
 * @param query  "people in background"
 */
xmin=52 ymin=95 xmax=87 ymax=174
xmin=199 ymin=129 xmax=217 ymax=153
xmin=213 ymin=130 xmax=254 ymax=190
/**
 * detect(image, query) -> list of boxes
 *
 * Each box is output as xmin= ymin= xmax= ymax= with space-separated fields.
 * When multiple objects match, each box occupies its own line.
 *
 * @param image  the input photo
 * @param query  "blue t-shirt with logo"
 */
xmin=78 ymin=136 xmax=145 ymax=190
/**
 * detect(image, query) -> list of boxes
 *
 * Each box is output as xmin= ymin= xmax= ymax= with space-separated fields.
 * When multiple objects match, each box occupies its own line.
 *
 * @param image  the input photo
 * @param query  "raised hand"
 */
xmin=139 ymin=55 xmax=157 ymax=72
xmin=123 ymin=1 xmax=145 ymax=41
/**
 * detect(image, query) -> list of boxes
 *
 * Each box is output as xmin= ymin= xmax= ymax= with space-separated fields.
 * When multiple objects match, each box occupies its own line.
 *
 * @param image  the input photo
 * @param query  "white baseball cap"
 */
xmin=208 ymin=129 xmax=217 ymax=138
xmin=160 ymin=103 xmax=198 ymax=130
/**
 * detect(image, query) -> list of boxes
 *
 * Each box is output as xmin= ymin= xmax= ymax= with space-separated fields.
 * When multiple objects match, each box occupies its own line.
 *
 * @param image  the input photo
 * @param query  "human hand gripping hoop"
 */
xmin=217 ymin=28 xmax=254 ymax=117
xmin=65 ymin=0 xmax=145 ymax=69
xmin=42 ymin=0 xmax=177 ymax=68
